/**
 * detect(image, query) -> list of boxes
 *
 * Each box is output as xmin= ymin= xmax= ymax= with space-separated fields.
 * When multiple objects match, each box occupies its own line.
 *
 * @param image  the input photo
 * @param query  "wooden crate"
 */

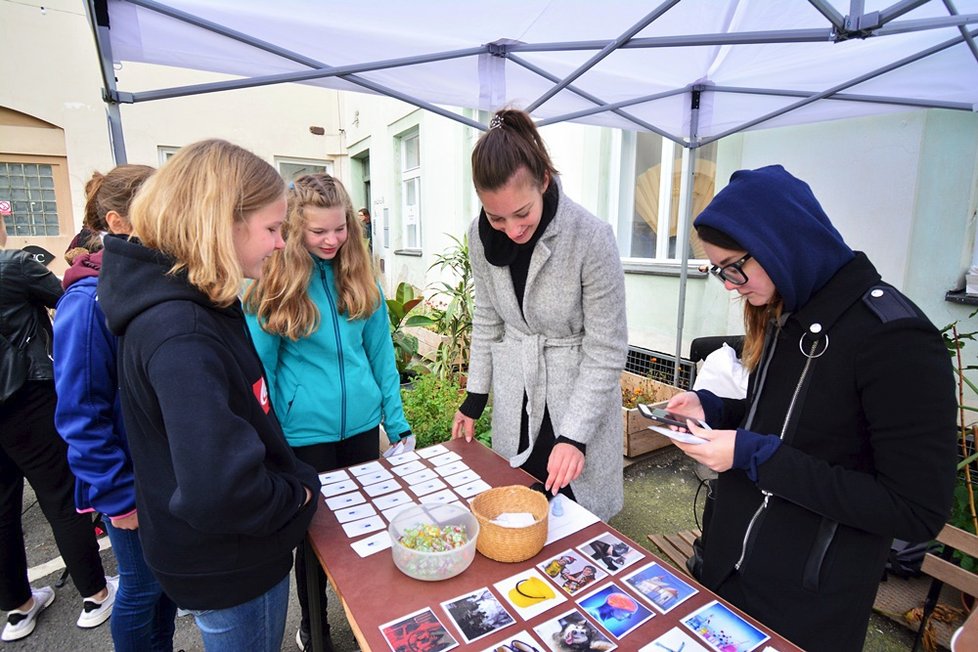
xmin=403 ymin=325 xmax=447 ymax=360
xmin=621 ymin=371 xmax=683 ymax=458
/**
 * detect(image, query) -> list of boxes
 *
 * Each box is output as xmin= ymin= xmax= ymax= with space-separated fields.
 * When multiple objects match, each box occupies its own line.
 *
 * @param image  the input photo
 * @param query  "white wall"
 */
xmin=624 ymin=110 xmax=978 ymax=357
xmin=1 ymin=0 xmax=345 ymax=269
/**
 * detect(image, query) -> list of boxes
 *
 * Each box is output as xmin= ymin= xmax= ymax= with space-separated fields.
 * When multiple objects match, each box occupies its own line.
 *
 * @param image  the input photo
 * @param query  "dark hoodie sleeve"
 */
xmin=146 ymin=332 xmax=314 ymax=537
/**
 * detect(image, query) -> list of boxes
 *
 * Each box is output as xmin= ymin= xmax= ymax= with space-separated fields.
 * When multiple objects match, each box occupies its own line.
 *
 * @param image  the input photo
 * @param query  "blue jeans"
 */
xmin=103 ymin=519 xmax=177 ymax=652
xmin=190 ymin=574 xmax=290 ymax=652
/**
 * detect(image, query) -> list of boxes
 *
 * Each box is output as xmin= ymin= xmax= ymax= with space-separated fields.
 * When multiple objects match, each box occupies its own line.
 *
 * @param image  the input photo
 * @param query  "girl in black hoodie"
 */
xmin=99 ymin=139 xmax=319 ymax=652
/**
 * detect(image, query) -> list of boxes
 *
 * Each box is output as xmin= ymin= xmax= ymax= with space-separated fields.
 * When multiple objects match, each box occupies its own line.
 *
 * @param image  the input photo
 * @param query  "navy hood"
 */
xmin=694 ymin=165 xmax=854 ymax=312
xmin=99 ymin=235 xmax=233 ymax=336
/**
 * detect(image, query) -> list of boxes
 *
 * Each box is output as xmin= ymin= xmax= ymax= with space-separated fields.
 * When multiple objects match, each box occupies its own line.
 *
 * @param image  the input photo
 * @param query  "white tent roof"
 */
xmin=91 ymin=0 xmax=978 ymax=144
xmin=87 ymin=0 xmax=978 ymax=376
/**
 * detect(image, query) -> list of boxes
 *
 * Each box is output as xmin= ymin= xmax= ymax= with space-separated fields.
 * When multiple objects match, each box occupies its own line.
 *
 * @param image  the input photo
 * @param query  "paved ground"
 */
xmin=3 ymin=446 xmax=919 ymax=651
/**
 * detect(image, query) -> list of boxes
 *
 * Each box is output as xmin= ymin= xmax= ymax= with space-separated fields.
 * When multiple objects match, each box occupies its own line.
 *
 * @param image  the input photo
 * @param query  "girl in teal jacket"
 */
xmin=244 ymin=173 xmax=410 ymax=650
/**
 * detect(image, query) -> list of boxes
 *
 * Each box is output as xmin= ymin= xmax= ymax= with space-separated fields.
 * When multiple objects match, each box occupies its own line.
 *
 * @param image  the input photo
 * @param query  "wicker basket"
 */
xmin=470 ymin=485 xmax=549 ymax=563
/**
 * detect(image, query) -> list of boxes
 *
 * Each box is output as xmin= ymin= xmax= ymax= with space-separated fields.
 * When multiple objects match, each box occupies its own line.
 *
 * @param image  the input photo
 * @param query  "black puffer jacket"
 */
xmin=0 ymin=249 xmax=63 ymax=389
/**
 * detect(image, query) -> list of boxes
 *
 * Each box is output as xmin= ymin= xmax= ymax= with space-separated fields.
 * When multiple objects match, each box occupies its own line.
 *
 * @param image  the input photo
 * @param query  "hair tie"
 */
xmin=489 ymin=115 xmax=504 ymax=130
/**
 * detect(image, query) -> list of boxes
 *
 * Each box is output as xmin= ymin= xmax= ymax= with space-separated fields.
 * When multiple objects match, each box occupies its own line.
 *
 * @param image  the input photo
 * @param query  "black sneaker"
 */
xmin=296 ymin=626 xmax=335 ymax=651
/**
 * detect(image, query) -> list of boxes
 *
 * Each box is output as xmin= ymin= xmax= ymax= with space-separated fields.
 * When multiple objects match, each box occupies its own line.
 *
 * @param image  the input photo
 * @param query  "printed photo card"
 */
xmin=576 ymin=582 xmax=654 ymax=639
xmin=380 ymin=607 xmax=459 ymax=652
xmin=537 ymin=548 xmax=608 ymax=596
xmin=494 ymin=568 xmax=568 ymax=621
xmin=441 ymin=588 xmax=516 ymax=644
xmin=639 ymin=627 xmax=711 ymax=652
xmin=576 ymin=533 xmax=644 ymax=575
xmin=681 ymin=600 xmax=769 ymax=652
xmin=532 ymin=609 xmax=616 ymax=652
xmin=622 ymin=561 xmax=698 ymax=614
xmin=479 ymin=631 xmax=547 ymax=652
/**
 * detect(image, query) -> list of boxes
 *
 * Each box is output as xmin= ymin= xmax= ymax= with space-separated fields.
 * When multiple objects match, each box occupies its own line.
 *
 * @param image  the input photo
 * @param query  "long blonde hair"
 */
xmin=128 ymin=139 xmax=285 ymax=308
xmin=244 ymin=173 xmax=378 ymax=340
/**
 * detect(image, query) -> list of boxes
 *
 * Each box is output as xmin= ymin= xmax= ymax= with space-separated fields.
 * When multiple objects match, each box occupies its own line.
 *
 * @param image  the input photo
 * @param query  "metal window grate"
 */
xmin=0 ymin=162 xmax=60 ymax=237
xmin=624 ymin=345 xmax=694 ymax=390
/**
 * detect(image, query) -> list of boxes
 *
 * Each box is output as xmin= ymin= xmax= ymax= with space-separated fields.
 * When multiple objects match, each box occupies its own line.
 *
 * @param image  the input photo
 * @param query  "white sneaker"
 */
xmin=2 ymin=585 xmax=56 ymax=642
xmin=76 ymin=575 xmax=118 ymax=628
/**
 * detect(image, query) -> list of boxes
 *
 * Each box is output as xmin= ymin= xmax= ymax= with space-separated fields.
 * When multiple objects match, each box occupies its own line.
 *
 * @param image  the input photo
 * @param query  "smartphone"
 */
xmin=637 ymin=404 xmax=708 ymax=430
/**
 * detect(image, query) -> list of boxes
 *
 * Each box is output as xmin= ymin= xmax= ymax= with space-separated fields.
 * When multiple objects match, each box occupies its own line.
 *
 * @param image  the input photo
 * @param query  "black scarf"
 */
xmin=478 ymin=181 xmax=558 ymax=268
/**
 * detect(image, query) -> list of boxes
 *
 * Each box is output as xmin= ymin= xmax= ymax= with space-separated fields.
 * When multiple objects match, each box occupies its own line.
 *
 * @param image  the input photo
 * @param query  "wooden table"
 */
xmin=304 ymin=439 xmax=802 ymax=651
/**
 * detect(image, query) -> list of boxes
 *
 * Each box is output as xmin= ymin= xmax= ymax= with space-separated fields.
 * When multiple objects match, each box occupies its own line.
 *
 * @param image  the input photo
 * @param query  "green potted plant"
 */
xmin=400 ymin=373 xmax=491 ymax=448
xmin=422 ymin=234 xmax=475 ymax=383
xmin=387 ymin=281 xmax=433 ymax=385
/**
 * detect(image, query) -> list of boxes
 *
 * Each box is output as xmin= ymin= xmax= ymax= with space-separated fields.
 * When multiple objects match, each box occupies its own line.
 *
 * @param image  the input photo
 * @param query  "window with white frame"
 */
xmin=616 ymin=132 xmax=717 ymax=263
xmin=158 ymin=146 xmax=180 ymax=165
xmin=399 ymin=129 xmax=421 ymax=250
xmin=277 ymin=157 xmax=333 ymax=182
xmin=0 ymin=157 xmax=69 ymax=237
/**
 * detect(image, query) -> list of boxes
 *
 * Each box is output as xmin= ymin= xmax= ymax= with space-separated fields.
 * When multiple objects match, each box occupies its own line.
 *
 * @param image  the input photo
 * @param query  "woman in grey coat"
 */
xmin=451 ymin=109 xmax=628 ymax=521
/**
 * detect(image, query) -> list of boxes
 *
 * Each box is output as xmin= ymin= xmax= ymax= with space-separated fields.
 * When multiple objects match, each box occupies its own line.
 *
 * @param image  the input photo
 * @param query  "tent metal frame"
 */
xmin=85 ymin=0 xmax=978 ymax=383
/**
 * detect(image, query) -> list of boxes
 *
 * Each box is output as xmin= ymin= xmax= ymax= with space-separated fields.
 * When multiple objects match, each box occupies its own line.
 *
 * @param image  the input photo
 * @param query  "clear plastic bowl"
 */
xmin=389 ymin=503 xmax=479 ymax=581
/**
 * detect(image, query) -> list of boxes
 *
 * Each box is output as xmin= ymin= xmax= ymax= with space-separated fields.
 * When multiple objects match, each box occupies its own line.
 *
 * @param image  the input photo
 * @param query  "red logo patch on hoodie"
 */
xmin=253 ymin=377 xmax=270 ymax=414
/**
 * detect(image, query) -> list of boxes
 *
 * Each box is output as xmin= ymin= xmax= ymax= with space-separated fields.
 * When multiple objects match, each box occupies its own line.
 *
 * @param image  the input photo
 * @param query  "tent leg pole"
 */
xmin=673 ymin=90 xmax=701 ymax=387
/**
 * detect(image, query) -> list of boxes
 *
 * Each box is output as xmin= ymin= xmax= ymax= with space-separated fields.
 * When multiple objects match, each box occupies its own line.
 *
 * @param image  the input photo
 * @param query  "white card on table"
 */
xmin=348 ymin=461 xmax=383 ymax=476
xmin=385 ymin=450 xmax=420 ymax=466
xmin=434 ymin=461 xmax=469 ymax=476
xmin=341 ymin=515 xmax=386 ymax=538
xmin=391 ymin=460 xmax=426 ymax=476
xmin=419 ymin=489 xmax=457 ymax=505
xmin=381 ymin=502 xmax=418 ymax=522
xmin=351 ymin=531 xmax=392 ymax=557
xmin=401 ymin=468 xmax=438 ymax=485
xmin=408 ymin=478 xmax=447 ymax=497
xmin=455 ymin=479 xmax=491 ymax=498
xmin=334 ymin=503 xmax=377 ymax=524
xmin=318 ymin=470 xmax=349 ymax=485
xmin=416 ymin=444 xmax=449 ymax=459
xmin=324 ymin=491 xmax=366 ymax=510
xmin=320 ymin=479 xmax=358 ymax=497
xmin=373 ymin=490 xmax=412 ymax=510
xmin=363 ymin=479 xmax=400 ymax=497
xmin=428 ymin=451 xmax=462 ymax=466
xmin=443 ymin=469 xmax=480 ymax=487
xmin=356 ymin=469 xmax=393 ymax=485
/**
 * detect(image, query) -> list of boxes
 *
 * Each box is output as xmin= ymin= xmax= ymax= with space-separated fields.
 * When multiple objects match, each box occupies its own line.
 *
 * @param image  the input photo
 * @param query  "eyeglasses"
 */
xmin=708 ymin=253 xmax=752 ymax=286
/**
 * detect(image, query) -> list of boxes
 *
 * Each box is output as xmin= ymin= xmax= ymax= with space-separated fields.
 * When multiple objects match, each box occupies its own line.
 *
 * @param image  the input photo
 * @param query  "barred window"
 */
xmin=0 ymin=162 xmax=60 ymax=237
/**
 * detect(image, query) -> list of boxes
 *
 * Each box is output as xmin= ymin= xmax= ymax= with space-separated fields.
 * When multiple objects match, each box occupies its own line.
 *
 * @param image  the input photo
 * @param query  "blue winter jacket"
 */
xmin=246 ymin=257 xmax=410 ymax=447
xmin=53 ymin=251 xmax=135 ymax=518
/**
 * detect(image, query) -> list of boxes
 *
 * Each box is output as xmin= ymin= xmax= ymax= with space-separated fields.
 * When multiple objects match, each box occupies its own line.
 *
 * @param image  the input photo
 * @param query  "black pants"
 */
xmin=0 ymin=381 xmax=106 ymax=610
xmin=519 ymin=402 xmax=576 ymax=502
xmin=293 ymin=427 xmax=379 ymax=636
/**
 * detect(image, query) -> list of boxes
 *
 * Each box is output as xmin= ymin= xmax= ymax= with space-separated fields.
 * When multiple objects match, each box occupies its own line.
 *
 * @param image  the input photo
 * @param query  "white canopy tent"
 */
xmin=86 ymin=0 xmax=978 ymax=381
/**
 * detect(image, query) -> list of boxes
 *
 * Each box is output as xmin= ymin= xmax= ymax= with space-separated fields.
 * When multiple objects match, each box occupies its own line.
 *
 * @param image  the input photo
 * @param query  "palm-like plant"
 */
xmin=425 ymin=235 xmax=474 ymax=382
xmin=387 ymin=281 xmax=434 ymax=382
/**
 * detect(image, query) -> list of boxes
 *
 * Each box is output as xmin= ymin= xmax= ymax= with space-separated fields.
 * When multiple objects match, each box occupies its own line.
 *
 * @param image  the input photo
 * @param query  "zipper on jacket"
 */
xmin=734 ymin=329 xmax=823 ymax=571
xmin=320 ymin=265 xmax=347 ymax=439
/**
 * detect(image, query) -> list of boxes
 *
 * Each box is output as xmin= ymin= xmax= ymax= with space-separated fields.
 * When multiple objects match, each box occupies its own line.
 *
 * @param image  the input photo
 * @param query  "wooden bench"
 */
xmin=647 ymin=528 xmax=701 ymax=576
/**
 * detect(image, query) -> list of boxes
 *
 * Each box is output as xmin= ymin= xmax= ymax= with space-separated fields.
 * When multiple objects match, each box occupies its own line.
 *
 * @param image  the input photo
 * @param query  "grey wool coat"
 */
xmin=466 ymin=186 xmax=628 ymax=521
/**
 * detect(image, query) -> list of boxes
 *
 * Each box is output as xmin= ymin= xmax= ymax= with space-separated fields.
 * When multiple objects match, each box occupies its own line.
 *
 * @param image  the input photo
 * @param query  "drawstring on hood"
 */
xmin=694 ymin=165 xmax=854 ymax=312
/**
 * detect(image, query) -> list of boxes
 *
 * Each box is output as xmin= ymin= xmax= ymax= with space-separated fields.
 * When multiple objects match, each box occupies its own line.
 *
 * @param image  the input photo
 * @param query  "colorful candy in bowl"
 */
xmin=389 ymin=503 xmax=479 ymax=581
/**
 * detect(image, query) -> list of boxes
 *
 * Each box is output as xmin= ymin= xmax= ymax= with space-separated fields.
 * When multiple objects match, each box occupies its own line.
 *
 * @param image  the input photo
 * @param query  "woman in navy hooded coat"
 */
xmin=667 ymin=165 xmax=957 ymax=651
